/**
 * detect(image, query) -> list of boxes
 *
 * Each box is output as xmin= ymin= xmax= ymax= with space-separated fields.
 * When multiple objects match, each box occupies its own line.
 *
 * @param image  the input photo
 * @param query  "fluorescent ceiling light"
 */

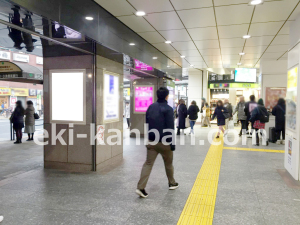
xmin=153 ymin=57 xmax=157 ymax=59
xmin=136 ymin=11 xmax=146 ymax=16
xmin=180 ymin=55 xmax=185 ymax=58
xmin=85 ymin=16 xmax=94 ymax=21
xmin=243 ymin=35 xmax=251 ymax=39
xmin=129 ymin=43 xmax=135 ymax=46
xmin=239 ymin=52 xmax=245 ymax=55
xmin=165 ymin=40 xmax=172 ymax=44
xmin=249 ymin=0 xmax=263 ymax=5
xmin=237 ymin=63 xmax=242 ymax=65
xmin=167 ymin=66 xmax=170 ymax=67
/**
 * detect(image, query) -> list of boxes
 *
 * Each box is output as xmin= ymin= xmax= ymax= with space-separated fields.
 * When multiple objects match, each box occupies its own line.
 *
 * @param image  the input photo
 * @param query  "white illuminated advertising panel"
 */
xmin=103 ymin=71 xmax=119 ymax=123
xmin=50 ymin=69 xmax=86 ymax=124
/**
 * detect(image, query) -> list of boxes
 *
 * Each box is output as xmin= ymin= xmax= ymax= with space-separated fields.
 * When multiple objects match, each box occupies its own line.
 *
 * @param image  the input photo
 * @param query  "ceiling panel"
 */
xmin=218 ymin=24 xmax=249 ymax=39
xmin=279 ymin=20 xmax=292 ymax=35
xmin=249 ymin=21 xmax=284 ymax=36
xmin=201 ymin=48 xmax=221 ymax=56
xmin=215 ymin=4 xmax=253 ymax=26
xmin=171 ymin=41 xmax=197 ymax=50
xmin=177 ymin=49 xmax=201 ymax=56
xmin=159 ymin=29 xmax=191 ymax=42
xmin=195 ymin=40 xmax=220 ymax=49
xmin=266 ymin=44 xmax=289 ymax=53
xmin=243 ymin=45 xmax=267 ymax=54
xmin=171 ymin=0 xmax=212 ymax=10
xmin=188 ymin=27 xmax=218 ymax=41
xmin=177 ymin=8 xmax=216 ymax=28
xmin=94 ymin=0 xmax=134 ymax=16
xmin=222 ymin=55 xmax=240 ymax=60
xmin=252 ymin=0 xmax=299 ymax=23
xmin=137 ymin=31 xmax=166 ymax=43
xmin=221 ymin=47 xmax=242 ymax=55
xmin=128 ymin=0 xmax=173 ymax=13
xmin=152 ymin=43 xmax=175 ymax=51
xmin=272 ymin=35 xmax=289 ymax=45
xmin=245 ymin=36 xmax=273 ymax=47
xmin=242 ymin=54 xmax=260 ymax=60
xmin=118 ymin=15 xmax=155 ymax=32
xmin=145 ymin=11 xmax=184 ymax=30
xmin=162 ymin=50 xmax=181 ymax=58
xmin=220 ymin=38 xmax=244 ymax=48
xmin=214 ymin=0 xmax=249 ymax=6
xmin=261 ymin=52 xmax=286 ymax=59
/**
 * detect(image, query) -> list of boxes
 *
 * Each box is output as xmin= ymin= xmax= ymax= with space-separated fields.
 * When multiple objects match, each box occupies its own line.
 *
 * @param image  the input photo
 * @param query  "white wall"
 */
xmin=188 ymin=70 xmax=203 ymax=122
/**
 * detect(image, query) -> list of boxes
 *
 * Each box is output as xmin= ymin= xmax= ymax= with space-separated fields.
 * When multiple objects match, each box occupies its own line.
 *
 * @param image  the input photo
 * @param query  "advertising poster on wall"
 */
xmin=286 ymin=66 xmax=298 ymax=131
xmin=134 ymin=86 xmax=153 ymax=113
xmin=265 ymin=87 xmax=287 ymax=109
xmin=103 ymin=72 xmax=119 ymax=122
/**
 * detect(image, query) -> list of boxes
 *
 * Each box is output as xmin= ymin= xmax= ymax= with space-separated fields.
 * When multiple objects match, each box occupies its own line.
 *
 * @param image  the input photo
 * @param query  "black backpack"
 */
xmin=259 ymin=106 xmax=269 ymax=123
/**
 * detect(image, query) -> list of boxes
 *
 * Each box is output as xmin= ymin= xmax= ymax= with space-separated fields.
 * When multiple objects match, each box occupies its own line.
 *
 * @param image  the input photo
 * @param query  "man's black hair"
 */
xmin=157 ymin=87 xmax=169 ymax=100
xmin=250 ymin=95 xmax=255 ymax=101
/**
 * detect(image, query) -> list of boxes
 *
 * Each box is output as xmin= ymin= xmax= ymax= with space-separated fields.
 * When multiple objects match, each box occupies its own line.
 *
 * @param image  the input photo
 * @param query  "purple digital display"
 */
xmin=134 ymin=59 xmax=153 ymax=71
xmin=134 ymin=86 xmax=153 ymax=113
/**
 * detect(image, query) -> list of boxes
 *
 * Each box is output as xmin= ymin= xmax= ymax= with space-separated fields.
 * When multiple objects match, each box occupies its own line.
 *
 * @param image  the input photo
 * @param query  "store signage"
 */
xmin=0 ymin=88 xmax=11 ymax=95
xmin=0 ymin=51 xmax=10 ymax=60
xmin=36 ymin=57 xmax=43 ymax=65
xmin=124 ymin=88 xmax=130 ymax=97
xmin=10 ymin=96 xmax=17 ymax=106
xmin=182 ymin=68 xmax=189 ymax=77
xmin=13 ymin=53 xmax=29 ymax=63
xmin=0 ymin=61 xmax=22 ymax=79
xmin=265 ymin=87 xmax=286 ymax=109
xmin=29 ymin=89 xmax=37 ymax=96
xmin=134 ymin=59 xmax=153 ymax=71
xmin=11 ymin=88 xmax=29 ymax=96
xmin=97 ymin=125 xmax=105 ymax=145
xmin=134 ymin=86 xmax=154 ymax=113
xmin=209 ymin=83 xmax=259 ymax=89
xmin=103 ymin=72 xmax=119 ymax=122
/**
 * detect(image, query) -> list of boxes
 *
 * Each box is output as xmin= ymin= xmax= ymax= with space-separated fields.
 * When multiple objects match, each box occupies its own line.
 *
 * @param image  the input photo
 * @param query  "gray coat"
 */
xmin=25 ymin=105 xmax=35 ymax=126
xmin=234 ymin=101 xmax=247 ymax=120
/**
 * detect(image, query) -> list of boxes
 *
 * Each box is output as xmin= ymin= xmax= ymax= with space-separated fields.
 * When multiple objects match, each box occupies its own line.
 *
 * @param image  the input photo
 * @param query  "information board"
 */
xmin=286 ymin=66 xmax=298 ymax=131
xmin=103 ymin=72 xmax=119 ymax=122
xmin=134 ymin=86 xmax=154 ymax=113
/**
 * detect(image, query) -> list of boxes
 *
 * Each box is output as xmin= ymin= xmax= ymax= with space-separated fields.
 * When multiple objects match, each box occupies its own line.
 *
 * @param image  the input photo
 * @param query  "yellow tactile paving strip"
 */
xmin=177 ymin=138 xmax=224 ymax=225
xmin=223 ymin=147 xmax=284 ymax=153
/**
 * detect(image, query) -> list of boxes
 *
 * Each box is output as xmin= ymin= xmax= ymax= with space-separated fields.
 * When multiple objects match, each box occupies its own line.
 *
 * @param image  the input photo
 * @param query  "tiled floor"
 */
xmin=0 ymin=125 xmax=299 ymax=225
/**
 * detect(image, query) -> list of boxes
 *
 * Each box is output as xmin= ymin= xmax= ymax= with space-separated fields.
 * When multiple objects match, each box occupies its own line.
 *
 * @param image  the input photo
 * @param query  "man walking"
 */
xmin=244 ymin=95 xmax=257 ymax=136
xmin=233 ymin=96 xmax=247 ymax=136
xmin=136 ymin=87 xmax=178 ymax=198
xmin=224 ymin=99 xmax=233 ymax=129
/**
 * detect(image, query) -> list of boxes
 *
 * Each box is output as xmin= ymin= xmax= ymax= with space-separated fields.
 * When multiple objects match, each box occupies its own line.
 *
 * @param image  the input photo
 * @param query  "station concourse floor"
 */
xmin=0 ymin=125 xmax=300 ymax=225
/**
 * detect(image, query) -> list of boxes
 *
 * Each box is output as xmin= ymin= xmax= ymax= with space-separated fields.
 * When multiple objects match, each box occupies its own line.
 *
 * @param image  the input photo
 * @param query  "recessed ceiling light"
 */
xmin=167 ymin=66 xmax=170 ymax=67
xmin=243 ymin=35 xmax=251 ymax=39
xmin=136 ymin=11 xmax=146 ymax=16
xmin=180 ymin=55 xmax=185 ymax=58
xmin=129 ymin=43 xmax=135 ymax=46
xmin=249 ymin=0 xmax=263 ymax=5
xmin=165 ymin=40 xmax=172 ymax=44
xmin=190 ymin=65 xmax=194 ymax=67
xmin=85 ymin=16 xmax=94 ymax=21
xmin=237 ymin=63 xmax=242 ymax=65
xmin=239 ymin=52 xmax=245 ymax=55
xmin=153 ymin=57 xmax=157 ymax=59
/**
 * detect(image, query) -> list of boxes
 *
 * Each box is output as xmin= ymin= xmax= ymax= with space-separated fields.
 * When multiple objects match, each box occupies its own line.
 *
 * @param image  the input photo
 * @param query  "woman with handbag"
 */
xmin=24 ymin=100 xmax=35 ymax=141
xmin=250 ymin=99 xmax=269 ymax=146
xmin=11 ymin=100 xmax=25 ymax=144
xmin=176 ymin=99 xmax=187 ymax=135
xmin=187 ymin=100 xmax=199 ymax=134
xmin=212 ymin=100 xmax=229 ymax=138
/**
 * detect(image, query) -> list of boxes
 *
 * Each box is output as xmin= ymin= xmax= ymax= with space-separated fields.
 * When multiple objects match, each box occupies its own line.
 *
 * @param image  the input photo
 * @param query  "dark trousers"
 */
xmin=15 ymin=128 xmax=22 ymax=141
xmin=240 ymin=120 xmax=248 ymax=135
xmin=126 ymin=118 xmax=130 ymax=128
xmin=276 ymin=128 xmax=285 ymax=140
xmin=177 ymin=128 xmax=184 ymax=134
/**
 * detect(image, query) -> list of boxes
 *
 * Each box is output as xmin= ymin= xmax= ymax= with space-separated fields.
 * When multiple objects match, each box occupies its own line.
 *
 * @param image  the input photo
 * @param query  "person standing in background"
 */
xmin=11 ymin=100 xmax=25 ymax=144
xmin=176 ymin=99 xmax=187 ymax=135
xmin=233 ymin=96 xmax=247 ymax=136
xmin=202 ymin=103 xmax=211 ymax=127
xmin=212 ymin=100 xmax=228 ymax=138
xmin=272 ymin=98 xmax=286 ymax=145
xmin=224 ymin=99 xmax=233 ymax=129
xmin=124 ymin=102 xmax=130 ymax=129
xmin=244 ymin=95 xmax=257 ymax=136
xmin=24 ymin=100 xmax=35 ymax=141
xmin=200 ymin=98 xmax=206 ymax=126
xmin=187 ymin=101 xmax=199 ymax=134
xmin=0 ymin=101 xmax=5 ymax=115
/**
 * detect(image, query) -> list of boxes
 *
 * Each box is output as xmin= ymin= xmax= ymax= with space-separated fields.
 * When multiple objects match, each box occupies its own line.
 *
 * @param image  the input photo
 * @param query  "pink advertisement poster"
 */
xmin=134 ymin=86 xmax=153 ymax=113
xmin=134 ymin=59 xmax=153 ymax=71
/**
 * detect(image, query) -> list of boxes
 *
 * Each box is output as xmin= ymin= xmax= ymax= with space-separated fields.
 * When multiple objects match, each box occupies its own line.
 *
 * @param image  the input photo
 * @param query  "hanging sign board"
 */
xmin=0 ymin=61 xmax=22 ymax=78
